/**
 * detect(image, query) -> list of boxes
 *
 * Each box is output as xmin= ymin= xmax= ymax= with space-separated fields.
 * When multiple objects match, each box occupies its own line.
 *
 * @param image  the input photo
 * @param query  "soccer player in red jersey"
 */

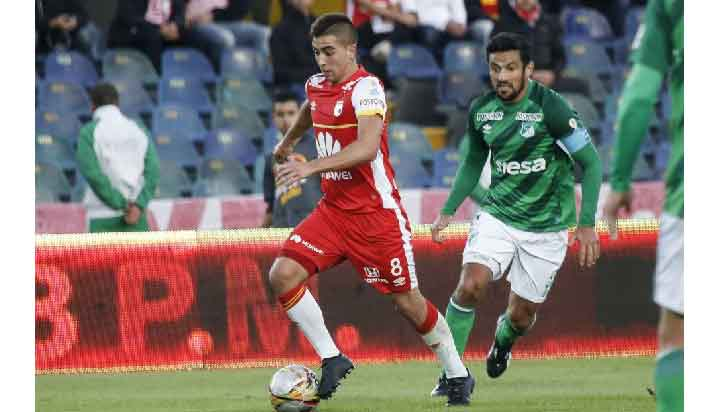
xmin=268 ymin=13 xmax=474 ymax=406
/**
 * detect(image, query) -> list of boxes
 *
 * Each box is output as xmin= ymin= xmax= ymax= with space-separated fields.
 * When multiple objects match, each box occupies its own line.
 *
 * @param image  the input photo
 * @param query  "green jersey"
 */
xmin=611 ymin=0 xmax=683 ymax=217
xmin=443 ymin=80 xmax=602 ymax=232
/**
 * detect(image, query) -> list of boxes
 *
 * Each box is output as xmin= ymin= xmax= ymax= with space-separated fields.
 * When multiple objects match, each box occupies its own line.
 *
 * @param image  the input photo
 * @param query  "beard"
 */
xmin=495 ymin=71 xmax=528 ymax=102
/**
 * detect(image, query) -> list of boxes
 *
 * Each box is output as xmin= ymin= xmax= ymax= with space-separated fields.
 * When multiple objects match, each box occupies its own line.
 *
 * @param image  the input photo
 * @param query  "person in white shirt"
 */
xmin=390 ymin=0 xmax=468 ymax=62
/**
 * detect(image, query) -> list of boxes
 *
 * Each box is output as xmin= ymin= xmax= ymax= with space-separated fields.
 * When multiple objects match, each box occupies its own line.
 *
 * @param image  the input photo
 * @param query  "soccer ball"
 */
xmin=269 ymin=364 xmax=320 ymax=412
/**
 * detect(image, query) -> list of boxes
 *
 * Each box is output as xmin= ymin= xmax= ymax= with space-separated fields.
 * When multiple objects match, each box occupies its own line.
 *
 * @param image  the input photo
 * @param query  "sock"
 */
xmin=279 ymin=283 xmax=340 ymax=359
xmin=445 ymin=297 xmax=476 ymax=357
xmin=419 ymin=300 xmax=468 ymax=379
xmin=655 ymin=349 xmax=684 ymax=412
xmin=495 ymin=312 xmax=525 ymax=348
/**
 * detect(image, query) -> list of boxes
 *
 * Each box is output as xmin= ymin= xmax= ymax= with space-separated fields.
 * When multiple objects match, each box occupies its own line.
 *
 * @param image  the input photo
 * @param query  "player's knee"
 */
xmin=268 ymin=259 xmax=307 ymax=295
xmin=455 ymin=273 xmax=487 ymax=306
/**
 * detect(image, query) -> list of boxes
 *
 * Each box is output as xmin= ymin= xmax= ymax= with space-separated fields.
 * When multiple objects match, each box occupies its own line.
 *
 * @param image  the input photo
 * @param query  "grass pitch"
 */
xmin=36 ymin=357 xmax=654 ymax=412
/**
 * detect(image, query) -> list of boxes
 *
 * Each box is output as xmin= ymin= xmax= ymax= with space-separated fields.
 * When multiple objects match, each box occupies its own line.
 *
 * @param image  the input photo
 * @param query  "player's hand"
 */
xmin=569 ymin=226 xmax=600 ymax=268
xmin=273 ymin=140 xmax=294 ymax=164
xmin=275 ymin=158 xmax=313 ymax=188
xmin=602 ymin=190 xmax=632 ymax=240
xmin=124 ymin=203 xmax=142 ymax=225
xmin=431 ymin=214 xmax=454 ymax=243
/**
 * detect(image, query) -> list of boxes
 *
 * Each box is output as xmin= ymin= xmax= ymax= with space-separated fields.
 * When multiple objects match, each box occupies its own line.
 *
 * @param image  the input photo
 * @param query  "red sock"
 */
xmin=416 ymin=300 xmax=439 ymax=334
xmin=278 ymin=283 xmax=306 ymax=311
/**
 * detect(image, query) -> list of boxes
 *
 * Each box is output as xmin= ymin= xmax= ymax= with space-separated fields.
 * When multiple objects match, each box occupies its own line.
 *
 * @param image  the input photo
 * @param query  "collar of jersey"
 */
xmin=327 ymin=65 xmax=366 ymax=89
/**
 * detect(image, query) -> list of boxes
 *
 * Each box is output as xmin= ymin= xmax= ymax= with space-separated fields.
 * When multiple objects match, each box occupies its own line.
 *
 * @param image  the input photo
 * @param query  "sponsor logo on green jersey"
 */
xmin=495 ymin=158 xmax=547 ymax=175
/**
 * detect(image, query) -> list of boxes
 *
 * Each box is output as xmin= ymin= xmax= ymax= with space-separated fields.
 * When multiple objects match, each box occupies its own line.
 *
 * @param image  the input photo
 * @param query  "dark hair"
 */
xmin=486 ymin=32 xmax=532 ymax=66
xmin=310 ymin=13 xmax=357 ymax=44
xmin=89 ymin=83 xmax=119 ymax=107
xmin=272 ymin=89 xmax=300 ymax=105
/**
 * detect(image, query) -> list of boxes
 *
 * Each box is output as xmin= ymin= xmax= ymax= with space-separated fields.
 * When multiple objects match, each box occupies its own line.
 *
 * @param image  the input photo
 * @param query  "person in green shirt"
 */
xmin=76 ymin=83 xmax=160 ymax=233
xmin=603 ymin=1 xmax=683 ymax=411
xmin=430 ymin=32 xmax=603 ymax=395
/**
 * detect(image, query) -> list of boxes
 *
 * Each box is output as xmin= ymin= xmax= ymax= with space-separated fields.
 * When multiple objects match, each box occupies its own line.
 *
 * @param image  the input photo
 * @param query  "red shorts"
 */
xmin=280 ymin=202 xmax=418 ymax=294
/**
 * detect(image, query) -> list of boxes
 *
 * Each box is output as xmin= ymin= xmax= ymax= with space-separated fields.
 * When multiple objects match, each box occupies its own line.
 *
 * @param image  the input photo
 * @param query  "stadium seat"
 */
xmin=443 ymin=41 xmax=487 ymax=76
xmin=204 ymin=129 xmax=258 ymax=166
xmin=70 ymin=174 xmax=88 ymax=202
xmin=158 ymin=76 xmax=214 ymax=113
xmin=388 ymin=122 xmax=435 ymax=164
xmin=561 ymin=67 xmax=610 ymax=104
xmin=37 ymin=80 xmax=92 ymax=116
xmin=104 ymin=77 xmax=155 ymax=116
xmin=212 ymin=104 xmax=265 ymax=142
xmin=392 ymin=79 xmax=447 ymax=126
xmin=438 ymin=71 xmax=486 ymax=109
xmin=387 ymin=44 xmax=442 ymax=81
xmin=220 ymin=47 xmax=272 ymax=83
xmin=35 ymin=133 xmax=76 ymax=172
xmin=152 ymin=104 xmax=207 ymax=141
xmin=565 ymin=39 xmax=614 ymax=77
xmin=156 ymin=159 xmax=194 ymax=198
xmin=561 ymin=93 xmax=601 ymax=131
xmin=216 ymin=77 xmax=272 ymax=117
xmin=44 ymin=51 xmax=99 ymax=87
xmin=198 ymin=157 xmax=255 ymax=196
xmin=36 ymin=162 xmax=72 ymax=203
xmin=154 ymin=133 xmax=202 ymax=181
xmin=162 ymin=48 xmax=217 ymax=83
xmin=262 ymin=127 xmax=281 ymax=154
xmin=432 ymin=148 xmax=461 ymax=188
xmin=103 ymin=48 xmax=160 ymax=85
xmin=561 ymin=7 xmax=615 ymax=40
xmin=389 ymin=153 xmax=431 ymax=189
xmin=36 ymin=109 xmax=82 ymax=146
xmin=253 ymin=153 xmax=266 ymax=194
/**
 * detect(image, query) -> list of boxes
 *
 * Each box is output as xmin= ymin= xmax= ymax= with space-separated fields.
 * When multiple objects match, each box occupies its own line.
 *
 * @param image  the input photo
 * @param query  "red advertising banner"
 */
xmin=36 ymin=221 xmax=660 ymax=374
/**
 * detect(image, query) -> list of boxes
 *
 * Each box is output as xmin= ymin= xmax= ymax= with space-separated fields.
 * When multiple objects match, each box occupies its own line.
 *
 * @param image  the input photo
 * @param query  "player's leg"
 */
xmin=486 ymin=291 xmax=540 ymax=378
xmin=269 ymin=208 xmax=352 ymax=400
xmin=391 ymin=288 xmax=474 ymax=406
xmin=653 ymin=214 xmax=684 ymax=412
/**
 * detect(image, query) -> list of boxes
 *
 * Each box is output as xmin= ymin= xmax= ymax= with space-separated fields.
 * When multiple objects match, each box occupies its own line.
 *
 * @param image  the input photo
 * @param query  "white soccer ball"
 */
xmin=269 ymin=364 xmax=320 ymax=412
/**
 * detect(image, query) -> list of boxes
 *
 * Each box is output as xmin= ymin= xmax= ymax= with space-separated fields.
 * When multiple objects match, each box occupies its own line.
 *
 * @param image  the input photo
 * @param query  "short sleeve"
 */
xmin=351 ymin=76 xmax=387 ymax=119
xmin=543 ymin=90 xmax=584 ymax=140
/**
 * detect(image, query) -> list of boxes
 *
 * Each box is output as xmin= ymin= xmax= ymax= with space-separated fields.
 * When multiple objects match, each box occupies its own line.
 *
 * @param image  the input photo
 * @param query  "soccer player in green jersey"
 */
xmin=429 ymin=32 xmax=603 ymax=395
xmin=603 ymin=1 xmax=683 ymax=411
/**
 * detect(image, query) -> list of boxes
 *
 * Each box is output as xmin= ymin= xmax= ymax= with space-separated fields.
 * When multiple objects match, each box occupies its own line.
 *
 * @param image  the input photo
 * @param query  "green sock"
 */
xmin=655 ymin=349 xmax=684 ymax=412
xmin=495 ymin=313 xmax=523 ymax=348
xmin=445 ymin=298 xmax=475 ymax=357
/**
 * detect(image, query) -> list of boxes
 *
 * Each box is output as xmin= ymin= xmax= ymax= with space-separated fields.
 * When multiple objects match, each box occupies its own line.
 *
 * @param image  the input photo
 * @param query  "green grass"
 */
xmin=36 ymin=357 xmax=655 ymax=412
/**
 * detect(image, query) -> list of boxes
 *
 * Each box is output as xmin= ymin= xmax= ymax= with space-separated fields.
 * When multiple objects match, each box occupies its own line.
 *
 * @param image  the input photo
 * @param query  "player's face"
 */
xmin=312 ymin=35 xmax=357 ymax=84
xmin=272 ymin=100 xmax=299 ymax=135
xmin=489 ymin=50 xmax=534 ymax=102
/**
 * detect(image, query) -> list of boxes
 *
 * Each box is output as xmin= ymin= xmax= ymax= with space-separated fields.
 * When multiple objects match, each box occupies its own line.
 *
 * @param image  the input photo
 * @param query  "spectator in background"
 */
xmin=491 ymin=0 xmax=587 ymax=95
xmin=76 ymin=84 xmax=160 ymax=233
xmin=270 ymin=0 xmax=319 ymax=88
xmin=108 ymin=0 xmax=187 ymax=70
xmin=36 ymin=0 xmax=94 ymax=55
xmin=390 ymin=0 xmax=468 ymax=63
xmin=261 ymin=91 xmax=321 ymax=228
xmin=185 ymin=0 xmax=271 ymax=68
xmin=464 ymin=0 xmax=498 ymax=46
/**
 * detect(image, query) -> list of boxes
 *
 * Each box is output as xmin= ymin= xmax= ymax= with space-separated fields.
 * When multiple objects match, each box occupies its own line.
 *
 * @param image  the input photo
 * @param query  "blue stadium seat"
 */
xmin=162 ymin=48 xmax=217 ymax=83
xmin=216 ymin=77 xmax=272 ymax=116
xmin=104 ymin=77 xmax=155 ymax=116
xmin=158 ymin=76 xmax=214 ymax=113
xmin=156 ymin=159 xmax=194 ymax=198
xmin=36 ymin=133 xmax=76 ymax=172
xmin=36 ymin=162 xmax=72 ymax=203
xmin=44 ymin=51 xmax=99 ymax=87
xmin=103 ymin=49 xmax=160 ymax=85
xmin=562 ymin=67 xmax=610 ymax=104
xmin=388 ymin=122 xmax=435 ymax=164
xmin=262 ymin=127 xmax=281 ymax=154
xmin=389 ymin=153 xmax=431 ymax=189
xmin=212 ymin=104 xmax=265 ymax=142
xmin=562 ymin=7 xmax=615 ymax=40
xmin=36 ymin=109 xmax=82 ymax=146
xmin=438 ymin=71 xmax=486 ymax=109
xmin=154 ymin=132 xmax=202 ymax=181
xmin=204 ymin=129 xmax=258 ymax=166
xmin=37 ymin=80 xmax=92 ymax=116
xmin=564 ymin=39 xmax=615 ymax=78
xmin=387 ymin=44 xmax=442 ymax=81
xmin=443 ymin=41 xmax=487 ymax=76
xmin=221 ymin=47 xmax=272 ymax=83
xmin=197 ymin=157 xmax=255 ymax=196
xmin=152 ymin=104 xmax=207 ymax=141
xmin=432 ymin=148 xmax=461 ymax=188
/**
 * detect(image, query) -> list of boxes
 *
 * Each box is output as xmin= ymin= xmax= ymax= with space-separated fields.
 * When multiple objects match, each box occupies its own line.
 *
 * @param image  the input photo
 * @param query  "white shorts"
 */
xmin=654 ymin=213 xmax=684 ymax=314
xmin=462 ymin=210 xmax=568 ymax=303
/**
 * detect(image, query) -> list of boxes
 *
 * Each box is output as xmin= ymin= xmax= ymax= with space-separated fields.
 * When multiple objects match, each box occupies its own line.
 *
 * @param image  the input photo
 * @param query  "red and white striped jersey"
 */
xmin=304 ymin=66 xmax=401 ymax=213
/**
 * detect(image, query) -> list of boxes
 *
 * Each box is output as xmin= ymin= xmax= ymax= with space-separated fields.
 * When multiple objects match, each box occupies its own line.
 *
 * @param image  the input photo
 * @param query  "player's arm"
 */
xmin=604 ymin=0 xmax=670 ymax=237
xmin=273 ymin=100 xmax=313 ymax=163
xmin=306 ymin=115 xmax=383 ymax=175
